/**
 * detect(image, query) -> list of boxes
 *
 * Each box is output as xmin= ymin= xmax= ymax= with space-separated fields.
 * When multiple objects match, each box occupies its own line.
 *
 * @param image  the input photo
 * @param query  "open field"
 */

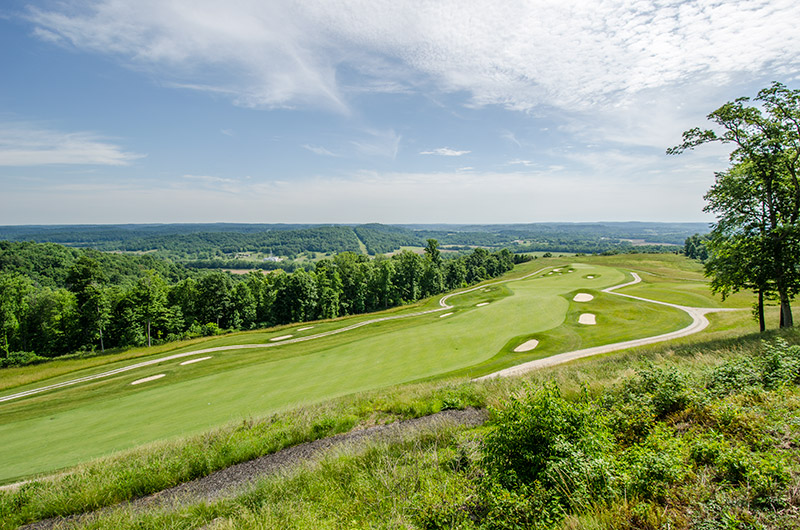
xmin=0 ymin=256 xmax=759 ymax=484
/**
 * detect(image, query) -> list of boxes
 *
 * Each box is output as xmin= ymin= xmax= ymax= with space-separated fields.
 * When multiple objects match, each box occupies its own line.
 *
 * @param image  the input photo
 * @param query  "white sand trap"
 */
xmin=573 ymin=293 xmax=594 ymax=302
xmin=513 ymin=339 xmax=539 ymax=352
xmin=586 ymin=275 xmax=595 ymax=279
xmin=297 ymin=326 xmax=314 ymax=332
xmin=131 ymin=374 xmax=165 ymax=385
xmin=270 ymin=335 xmax=293 ymax=342
xmin=553 ymin=268 xmax=562 ymax=272
xmin=477 ymin=302 xmax=489 ymax=307
xmin=180 ymin=356 xmax=212 ymax=366
xmin=579 ymin=313 xmax=597 ymax=325
xmin=439 ymin=312 xmax=453 ymax=318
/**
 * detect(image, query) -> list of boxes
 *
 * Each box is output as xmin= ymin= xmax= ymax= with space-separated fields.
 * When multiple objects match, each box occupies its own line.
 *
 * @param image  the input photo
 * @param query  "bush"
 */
xmin=758 ymin=338 xmax=800 ymax=390
xmin=708 ymin=358 xmax=761 ymax=396
xmin=0 ymin=351 xmax=48 ymax=368
xmin=621 ymin=366 xmax=691 ymax=418
xmin=482 ymin=384 xmax=614 ymax=499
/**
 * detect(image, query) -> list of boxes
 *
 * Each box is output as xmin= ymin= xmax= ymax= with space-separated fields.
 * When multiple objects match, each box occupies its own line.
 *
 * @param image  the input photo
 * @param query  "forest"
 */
xmin=0 ymin=239 xmax=523 ymax=365
xmin=0 ymin=222 xmax=700 ymax=265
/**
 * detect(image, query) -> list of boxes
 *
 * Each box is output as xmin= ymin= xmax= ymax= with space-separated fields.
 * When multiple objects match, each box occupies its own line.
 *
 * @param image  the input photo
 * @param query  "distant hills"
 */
xmin=0 ymin=222 xmax=708 ymax=263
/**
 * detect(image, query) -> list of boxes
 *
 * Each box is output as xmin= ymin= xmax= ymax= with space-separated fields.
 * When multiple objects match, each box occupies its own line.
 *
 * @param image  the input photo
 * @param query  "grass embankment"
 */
xmin=0 ymin=259 xmax=704 ymax=482
xmin=3 ymin=328 xmax=798 ymax=529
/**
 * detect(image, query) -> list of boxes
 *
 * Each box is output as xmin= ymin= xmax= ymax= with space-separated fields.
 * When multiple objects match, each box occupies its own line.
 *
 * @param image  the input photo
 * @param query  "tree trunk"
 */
xmin=780 ymin=294 xmax=794 ymax=328
xmin=757 ymin=290 xmax=765 ymax=332
xmin=147 ymin=318 xmax=152 ymax=347
xmin=99 ymin=326 xmax=105 ymax=353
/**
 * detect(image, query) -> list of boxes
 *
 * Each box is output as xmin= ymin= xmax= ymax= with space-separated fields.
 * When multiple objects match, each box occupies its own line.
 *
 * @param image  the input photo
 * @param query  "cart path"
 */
xmin=476 ymin=272 xmax=744 ymax=380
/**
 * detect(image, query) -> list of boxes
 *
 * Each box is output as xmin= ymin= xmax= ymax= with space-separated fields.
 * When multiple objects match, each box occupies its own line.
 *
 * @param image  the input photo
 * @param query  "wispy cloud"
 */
xmin=501 ymin=130 xmax=521 ymax=147
xmin=26 ymin=1 xmax=800 ymax=113
xmin=220 ymin=129 xmax=234 ymax=137
xmin=420 ymin=147 xmax=470 ymax=156
xmin=351 ymin=129 xmax=401 ymax=159
xmin=302 ymin=144 xmax=339 ymax=157
xmin=0 ymin=123 xmax=142 ymax=166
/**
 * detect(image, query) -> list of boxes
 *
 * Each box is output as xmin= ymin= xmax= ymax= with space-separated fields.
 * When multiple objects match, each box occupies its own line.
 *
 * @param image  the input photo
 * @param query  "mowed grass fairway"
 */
xmin=0 ymin=258 xmax=747 ymax=482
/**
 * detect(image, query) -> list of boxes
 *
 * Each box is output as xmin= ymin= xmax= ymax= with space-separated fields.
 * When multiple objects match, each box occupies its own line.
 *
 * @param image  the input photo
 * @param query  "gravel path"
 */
xmin=22 ymin=408 xmax=488 ymax=530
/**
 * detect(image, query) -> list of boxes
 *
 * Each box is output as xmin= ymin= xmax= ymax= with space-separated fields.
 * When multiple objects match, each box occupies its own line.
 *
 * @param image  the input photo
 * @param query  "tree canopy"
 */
xmin=669 ymin=82 xmax=800 ymax=328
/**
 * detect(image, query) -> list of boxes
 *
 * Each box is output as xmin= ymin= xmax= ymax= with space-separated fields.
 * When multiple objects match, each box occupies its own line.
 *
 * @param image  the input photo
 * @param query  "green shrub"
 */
xmin=758 ymin=338 xmax=800 ymax=390
xmin=483 ymin=384 xmax=613 ymax=491
xmin=0 ymin=351 xmax=48 ymax=368
xmin=621 ymin=424 xmax=686 ymax=502
xmin=622 ymin=366 xmax=691 ymax=419
xmin=708 ymin=358 xmax=761 ymax=396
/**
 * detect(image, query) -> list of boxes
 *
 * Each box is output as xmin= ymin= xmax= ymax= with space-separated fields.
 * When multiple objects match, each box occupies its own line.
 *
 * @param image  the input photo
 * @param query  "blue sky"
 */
xmin=1 ymin=0 xmax=799 ymax=225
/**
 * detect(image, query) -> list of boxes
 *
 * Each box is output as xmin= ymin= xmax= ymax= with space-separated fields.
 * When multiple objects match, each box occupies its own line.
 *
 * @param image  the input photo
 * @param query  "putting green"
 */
xmin=0 ymin=261 xmax=707 ymax=482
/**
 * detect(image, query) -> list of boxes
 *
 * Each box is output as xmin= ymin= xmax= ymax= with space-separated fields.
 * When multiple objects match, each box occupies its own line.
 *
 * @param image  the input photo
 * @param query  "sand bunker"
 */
xmin=269 ymin=335 xmax=293 ymax=342
xmin=553 ymin=268 xmax=562 ymax=272
xmin=579 ymin=313 xmax=597 ymax=325
xmin=439 ymin=312 xmax=453 ymax=318
xmin=297 ymin=326 xmax=314 ymax=332
xmin=180 ymin=356 xmax=211 ymax=366
xmin=477 ymin=302 xmax=489 ymax=307
xmin=573 ymin=293 xmax=594 ymax=302
xmin=513 ymin=339 xmax=539 ymax=352
xmin=131 ymin=374 xmax=166 ymax=385
xmin=586 ymin=275 xmax=595 ymax=279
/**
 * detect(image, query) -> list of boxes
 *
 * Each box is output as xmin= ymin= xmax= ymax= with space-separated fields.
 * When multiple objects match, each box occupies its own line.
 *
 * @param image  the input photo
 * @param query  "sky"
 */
xmin=1 ymin=0 xmax=799 ymax=225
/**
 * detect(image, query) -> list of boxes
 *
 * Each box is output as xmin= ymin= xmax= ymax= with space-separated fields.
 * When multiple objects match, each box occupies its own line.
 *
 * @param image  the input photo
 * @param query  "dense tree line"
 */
xmin=0 ymin=241 xmax=190 ymax=289
xmin=0 ymin=241 xmax=519 ymax=364
xmin=91 ymin=226 xmax=364 ymax=259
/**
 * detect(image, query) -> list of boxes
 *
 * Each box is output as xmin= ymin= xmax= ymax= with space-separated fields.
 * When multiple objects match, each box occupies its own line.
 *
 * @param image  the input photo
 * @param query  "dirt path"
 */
xmin=21 ymin=408 xmax=488 ymax=530
xmin=477 ymin=272 xmax=744 ymax=380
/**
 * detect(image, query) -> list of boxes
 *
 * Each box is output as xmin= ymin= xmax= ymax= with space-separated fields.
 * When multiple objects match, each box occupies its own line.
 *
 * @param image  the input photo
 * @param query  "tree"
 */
xmin=669 ymin=82 xmax=800 ymax=328
xmin=0 ymin=272 xmax=32 ymax=356
xmin=129 ymin=270 xmax=168 ymax=347
xmin=197 ymin=271 xmax=233 ymax=327
xmin=67 ymin=256 xmax=109 ymax=351
xmin=424 ymin=238 xmax=442 ymax=266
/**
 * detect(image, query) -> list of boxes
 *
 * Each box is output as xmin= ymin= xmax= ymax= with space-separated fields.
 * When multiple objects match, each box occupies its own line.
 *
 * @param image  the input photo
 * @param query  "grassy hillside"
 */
xmin=1 ymin=253 xmax=787 ymax=529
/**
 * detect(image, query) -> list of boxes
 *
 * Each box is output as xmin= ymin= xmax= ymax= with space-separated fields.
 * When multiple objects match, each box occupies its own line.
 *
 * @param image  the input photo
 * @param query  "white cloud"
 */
xmin=420 ymin=147 xmax=470 ymax=156
xmin=220 ymin=129 xmax=234 ymax=136
xmin=27 ymin=1 xmax=800 ymax=112
xmin=302 ymin=144 xmax=339 ymax=157
xmin=0 ymin=123 xmax=142 ymax=166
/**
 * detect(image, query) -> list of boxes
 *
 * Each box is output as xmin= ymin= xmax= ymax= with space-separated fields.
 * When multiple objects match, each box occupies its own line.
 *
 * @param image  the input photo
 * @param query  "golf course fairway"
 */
xmin=0 ymin=260 xmax=716 ymax=482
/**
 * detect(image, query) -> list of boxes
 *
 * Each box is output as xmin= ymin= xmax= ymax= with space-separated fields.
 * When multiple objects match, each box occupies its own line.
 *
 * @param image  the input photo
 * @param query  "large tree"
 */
xmin=669 ymin=82 xmax=800 ymax=328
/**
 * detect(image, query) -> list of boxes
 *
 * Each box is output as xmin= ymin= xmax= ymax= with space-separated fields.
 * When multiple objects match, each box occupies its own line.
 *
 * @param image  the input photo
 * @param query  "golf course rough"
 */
xmin=0 ymin=262 xmax=694 ymax=482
